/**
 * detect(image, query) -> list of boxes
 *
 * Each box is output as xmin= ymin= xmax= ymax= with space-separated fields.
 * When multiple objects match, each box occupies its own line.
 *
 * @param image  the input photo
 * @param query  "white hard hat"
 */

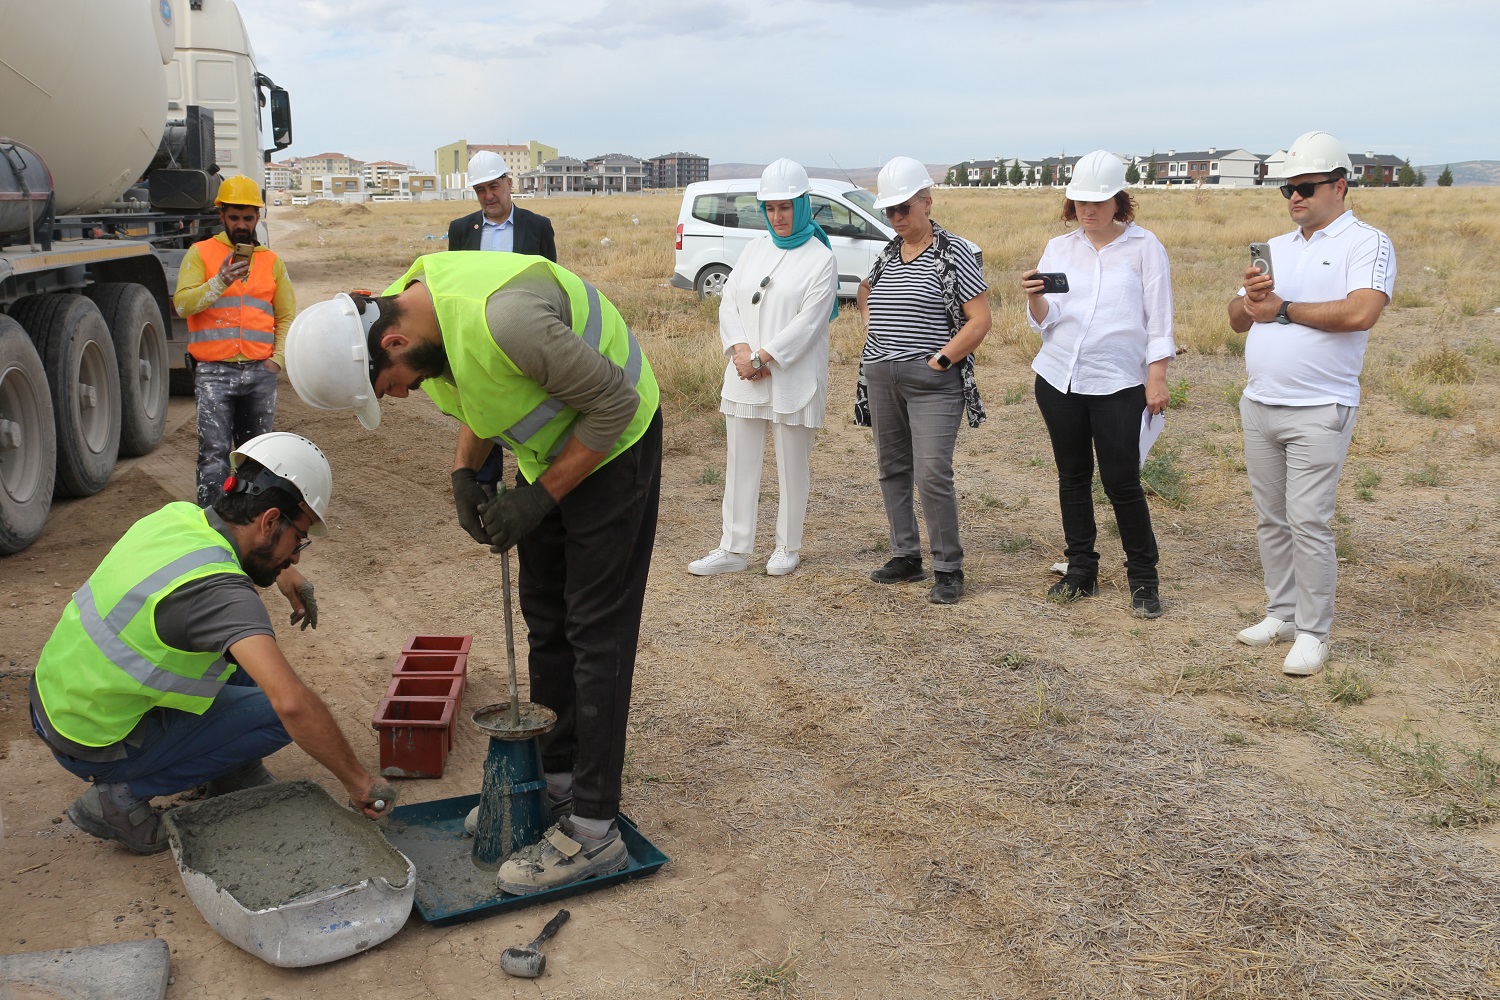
xmin=1275 ymin=131 xmax=1352 ymax=180
xmin=468 ymin=150 xmax=510 ymax=187
xmin=1065 ymin=150 xmax=1127 ymax=202
xmin=285 ymin=293 xmax=382 ymax=431
xmin=230 ymin=432 xmax=334 ymax=536
xmin=758 ymin=158 xmax=810 ymax=201
xmin=873 ymin=156 xmax=933 ymax=209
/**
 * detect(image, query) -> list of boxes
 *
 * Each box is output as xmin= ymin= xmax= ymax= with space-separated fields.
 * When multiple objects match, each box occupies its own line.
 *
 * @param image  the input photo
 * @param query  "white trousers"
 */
xmin=720 ymin=416 xmax=816 ymax=555
xmin=1240 ymin=397 xmax=1358 ymax=641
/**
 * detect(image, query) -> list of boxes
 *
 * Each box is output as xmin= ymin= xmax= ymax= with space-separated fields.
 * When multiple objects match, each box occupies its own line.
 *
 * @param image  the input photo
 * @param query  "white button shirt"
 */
xmin=1029 ymin=223 xmax=1175 ymax=396
xmin=480 ymin=213 xmax=515 ymax=253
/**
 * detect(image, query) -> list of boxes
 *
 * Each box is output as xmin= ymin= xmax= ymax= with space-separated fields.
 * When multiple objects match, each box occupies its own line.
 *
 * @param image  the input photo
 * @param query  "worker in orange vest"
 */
xmin=173 ymin=176 xmax=297 ymax=507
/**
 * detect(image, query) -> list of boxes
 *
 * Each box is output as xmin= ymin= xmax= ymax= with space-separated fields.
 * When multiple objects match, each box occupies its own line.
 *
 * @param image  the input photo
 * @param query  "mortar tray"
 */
xmin=383 ymin=793 xmax=668 ymax=925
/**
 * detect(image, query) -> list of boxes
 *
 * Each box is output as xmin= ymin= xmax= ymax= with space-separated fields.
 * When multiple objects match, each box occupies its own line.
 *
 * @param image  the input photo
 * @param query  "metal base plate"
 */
xmin=383 ymin=794 xmax=669 ymax=926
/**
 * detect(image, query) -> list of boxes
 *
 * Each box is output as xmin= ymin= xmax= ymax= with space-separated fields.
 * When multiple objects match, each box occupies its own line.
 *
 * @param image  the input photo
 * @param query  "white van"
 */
xmin=671 ymin=177 xmax=895 ymax=299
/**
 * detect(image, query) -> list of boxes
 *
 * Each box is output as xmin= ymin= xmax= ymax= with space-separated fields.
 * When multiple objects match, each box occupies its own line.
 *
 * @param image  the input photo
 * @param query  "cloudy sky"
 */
xmin=240 ymin=0 xmax=1497 ymax=172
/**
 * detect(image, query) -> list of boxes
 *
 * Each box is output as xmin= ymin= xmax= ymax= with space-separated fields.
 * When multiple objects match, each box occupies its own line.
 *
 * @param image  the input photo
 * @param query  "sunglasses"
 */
xmin=751 ymin=275 xmax=771 ymax=305
xmin=883 ymin=200 xmax=920 ymax=220
xmin=1280 ymin=178 xmax=1340 ymax=200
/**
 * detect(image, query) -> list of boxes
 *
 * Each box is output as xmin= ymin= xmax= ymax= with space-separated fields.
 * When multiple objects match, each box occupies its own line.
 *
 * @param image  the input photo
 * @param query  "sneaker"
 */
xmin=206 ymin=759 xmax=278 ymax=797
xmin=1283 ymin=633 xmax=1330 ymax=677
xmin=688 ymin=548 xmax=748 ymax=576
xmin=66 ymin=784 xmax=170 ymax=855
xmin=1237 ymin=616 xmax=1296 ymax=647
xmin=766 ymin=547 xmax=800 ymax=577
xmin=465 ymin=792 xmax=573 ymax=836
xmin=929 ymin=569 xmax=964 ymax=604
xmin=869 ymin=555 xmax=926 ymax=584
xmin=1131 ymin=587 xmax=1163 ymax=619
xmin=1047 ymin=575 xmax=1098 ymax=603
xmin=496 ymin=821 xmax=629 ymax=895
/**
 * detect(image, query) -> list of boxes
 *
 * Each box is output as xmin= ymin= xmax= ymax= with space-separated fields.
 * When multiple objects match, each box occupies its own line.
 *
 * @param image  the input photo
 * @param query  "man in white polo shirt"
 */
xmin=1227 ymin=130 xmax=1395 ymax=677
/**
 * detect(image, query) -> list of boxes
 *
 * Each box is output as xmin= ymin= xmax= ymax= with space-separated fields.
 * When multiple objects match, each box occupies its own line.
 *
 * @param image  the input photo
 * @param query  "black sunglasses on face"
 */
xmin=1280 ymin=178 xmax=1340 ymax=200
xmin=884 ymin=201 xmax=917 ymax=219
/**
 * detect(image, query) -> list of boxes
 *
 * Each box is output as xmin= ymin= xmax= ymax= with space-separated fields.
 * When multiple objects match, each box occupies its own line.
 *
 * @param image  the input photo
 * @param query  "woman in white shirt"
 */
xmin=689 ymin=159 xmax=838 ymax=578
xmin=1023 ymin=150 xmax=1174 ymax=619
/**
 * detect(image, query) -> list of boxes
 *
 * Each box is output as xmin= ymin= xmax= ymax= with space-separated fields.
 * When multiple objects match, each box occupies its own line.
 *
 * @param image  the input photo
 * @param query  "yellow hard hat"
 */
xmin=215 ymin=175 xmax=264 ymax=208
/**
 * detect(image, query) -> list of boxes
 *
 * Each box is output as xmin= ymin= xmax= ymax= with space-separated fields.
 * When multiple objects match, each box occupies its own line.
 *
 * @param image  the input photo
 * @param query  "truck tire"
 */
xmin=0 ymin=315 xmax=57 ymax=554
xmin=85 ymin=283 xmax=169 ymax=456
xmin=9 ymin=295 xmax=121 ymax=498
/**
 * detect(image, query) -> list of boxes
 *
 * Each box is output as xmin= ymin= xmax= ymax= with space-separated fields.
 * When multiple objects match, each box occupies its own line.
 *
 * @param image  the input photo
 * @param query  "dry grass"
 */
xmin=267 ymin=186 xmax=1500 ymax=998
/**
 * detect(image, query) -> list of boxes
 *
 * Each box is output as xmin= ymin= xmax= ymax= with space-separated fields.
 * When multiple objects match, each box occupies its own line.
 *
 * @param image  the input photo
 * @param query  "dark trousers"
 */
xmin=195 ymin=360 xmax=278 ymax=506
xmin=516 ymin=411 xmax=661 ymax=821
xmin=1034 ymin=375 xmax=1159 ymax=591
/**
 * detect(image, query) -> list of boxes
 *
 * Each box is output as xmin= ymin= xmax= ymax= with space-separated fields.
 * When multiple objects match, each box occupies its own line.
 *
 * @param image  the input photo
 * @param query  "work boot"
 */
xmin=66 ymin=783 xmax=170 ymax=855
xmin=1047 ymin=574 xmax=1098 ymax=603
xmin=206 ymin=759 xmax=279 ymax=797
xmin=496 ymin=820 xmax=628 ymax=896
xmin=1131 ymin=587 xmax=1163 ymax=619
xmin=869 ymin=555 xmax=926 ymax=584
xmin=929 ymin=569 xmax=965 ymax=604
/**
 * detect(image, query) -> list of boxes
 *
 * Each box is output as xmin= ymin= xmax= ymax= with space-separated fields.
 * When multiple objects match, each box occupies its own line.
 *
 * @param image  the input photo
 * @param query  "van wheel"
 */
xmin=9 ymin=295 xmax=121 ymax=498
xmin=694 ymin=265 xmax=731 ymax=300
xmin=0 ymin=316 xmax=57 ymax=554
xmin=85 ymin=283 xmax=169 ymax=457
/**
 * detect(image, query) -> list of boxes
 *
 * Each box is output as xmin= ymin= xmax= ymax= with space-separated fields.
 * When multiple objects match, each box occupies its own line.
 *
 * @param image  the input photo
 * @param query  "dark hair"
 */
xmin=1062 ymin=190 xmax=1137 ymax=224
xmin=213 ymin=457 xmax=301 ymax=526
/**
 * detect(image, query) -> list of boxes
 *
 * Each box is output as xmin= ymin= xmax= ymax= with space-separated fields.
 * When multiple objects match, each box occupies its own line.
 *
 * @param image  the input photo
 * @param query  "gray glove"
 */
xmin=451 ymin=468 xmax=489 ymax=545
xmin=479 ymin=482 xmax=556 ymax=551
xmin=291 ymin=581 xmax=318 ymax=630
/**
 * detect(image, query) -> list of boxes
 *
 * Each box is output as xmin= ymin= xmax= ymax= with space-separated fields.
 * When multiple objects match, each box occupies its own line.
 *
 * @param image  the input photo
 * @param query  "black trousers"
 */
xmin=1034 ymin=375 xmax=1159 ymax=591
xmin=516 ymin=410 xmax=661 ymax=821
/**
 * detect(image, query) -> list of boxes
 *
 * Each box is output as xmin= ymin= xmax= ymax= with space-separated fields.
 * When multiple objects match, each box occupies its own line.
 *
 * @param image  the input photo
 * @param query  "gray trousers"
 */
xmin=866 ymin=359 xmax=964 ymax=572
xmin=195 ymin=360 xmax=278 ymax=507
xmin=1240 ymin=397 xmax=1357 ymax=641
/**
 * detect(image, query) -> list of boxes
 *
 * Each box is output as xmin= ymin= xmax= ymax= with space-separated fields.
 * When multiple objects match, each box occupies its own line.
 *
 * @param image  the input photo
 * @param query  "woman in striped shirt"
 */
xmin=856 ymin=156 xmax=991 ymax=605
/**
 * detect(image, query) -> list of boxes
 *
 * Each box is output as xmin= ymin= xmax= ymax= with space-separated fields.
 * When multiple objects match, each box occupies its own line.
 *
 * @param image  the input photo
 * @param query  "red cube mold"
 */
xmin=403 ymin=634 xmax=473 ymax=656
xmin=373 ymin=696 xmax=455 ymax=778
xmin=383 ymin=675 xmax=464 ymax=748
xmin=391 ymin=651 xmax=467 ymax=702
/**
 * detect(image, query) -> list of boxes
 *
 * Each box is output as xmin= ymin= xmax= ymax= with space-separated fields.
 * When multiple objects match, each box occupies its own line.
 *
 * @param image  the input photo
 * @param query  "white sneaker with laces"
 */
xmin=1237 ymin=615 xmax=1297 ymax=647
xmin=766 ymin=547 xmax=799 ymax=576
xmin=688 ymin=548 xmax=748 ymax=576
xmin=1283 ymin=633 xmax=1330 ymax=676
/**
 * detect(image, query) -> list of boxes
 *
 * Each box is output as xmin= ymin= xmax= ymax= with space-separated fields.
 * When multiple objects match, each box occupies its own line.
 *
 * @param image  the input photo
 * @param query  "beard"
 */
xmin=226 ymin=224 xmax=257 ymax=246
xmin=370 ymin=333 xmax=448 ymax=385
xmin=242 ymin=536 xmax=290 ymax=588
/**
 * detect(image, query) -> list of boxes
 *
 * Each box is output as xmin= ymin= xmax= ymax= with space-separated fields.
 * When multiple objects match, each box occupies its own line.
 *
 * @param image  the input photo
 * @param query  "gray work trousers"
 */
xmin=1240 ymin=396 xmax=1358 ymax=641
xmin=195 ymin=360 xmax=278 ymax=507
xmin=866 ymin=358 xmax=964 ymax=572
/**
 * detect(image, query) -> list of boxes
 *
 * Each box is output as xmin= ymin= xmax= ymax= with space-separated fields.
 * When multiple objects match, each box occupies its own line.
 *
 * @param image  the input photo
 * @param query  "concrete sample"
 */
xmin=0 ymin=938 xmax=169 ymax=1000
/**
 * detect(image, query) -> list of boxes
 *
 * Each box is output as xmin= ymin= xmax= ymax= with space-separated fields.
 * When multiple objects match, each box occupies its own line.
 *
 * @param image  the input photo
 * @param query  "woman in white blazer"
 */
xmin=689 ymin=158 xmax=839 ymax=577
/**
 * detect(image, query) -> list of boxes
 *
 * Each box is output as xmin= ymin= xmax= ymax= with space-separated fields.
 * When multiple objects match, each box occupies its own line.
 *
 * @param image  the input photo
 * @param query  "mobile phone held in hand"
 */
xmin=1249 ymin=243 xmax=1273 ymax=282
xmin=233 ymin=242 xmax=255 ymax=265
xmin=1035 ymin=272 xmax=1069 ymax=294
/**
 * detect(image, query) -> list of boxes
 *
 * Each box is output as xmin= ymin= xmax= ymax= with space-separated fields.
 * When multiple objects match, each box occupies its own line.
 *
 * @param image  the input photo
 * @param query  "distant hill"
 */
xmin=1416 ymin=160 xmax=1500 ymax=186
xmin=709 ymin=163 xmax=951 ymax=190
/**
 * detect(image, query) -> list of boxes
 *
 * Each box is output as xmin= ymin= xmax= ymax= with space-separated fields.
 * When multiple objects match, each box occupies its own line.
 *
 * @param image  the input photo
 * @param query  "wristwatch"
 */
xmin=1275 ymin=301 xmax=1294 ymax=325
xmin=750 ymin=352 xmax=765 ymax=371
xmin=933 ymin=353 xmax=953 ymax=370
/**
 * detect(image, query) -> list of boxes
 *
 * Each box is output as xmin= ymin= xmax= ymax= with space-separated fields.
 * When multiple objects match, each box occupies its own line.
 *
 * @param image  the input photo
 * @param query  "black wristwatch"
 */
xmin=1275 ymin=301 xmax=1294 ymax=325
xmin=933 ymin=353 xmax=953 ymax=370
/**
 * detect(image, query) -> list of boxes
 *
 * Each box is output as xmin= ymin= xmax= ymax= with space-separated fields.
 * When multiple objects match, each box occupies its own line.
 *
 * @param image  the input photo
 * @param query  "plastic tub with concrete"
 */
xmin=163 ymin=779 xmax=416 ymax=967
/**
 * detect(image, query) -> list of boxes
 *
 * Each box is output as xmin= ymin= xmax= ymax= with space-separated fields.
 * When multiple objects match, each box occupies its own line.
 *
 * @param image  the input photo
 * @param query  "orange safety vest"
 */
xmin=185 ymin=238 xmax=280 ymax=362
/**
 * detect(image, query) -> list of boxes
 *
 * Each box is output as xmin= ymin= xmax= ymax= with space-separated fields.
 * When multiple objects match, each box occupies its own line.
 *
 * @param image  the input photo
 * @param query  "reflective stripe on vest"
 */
xmin=188 ymin=295 xmax=276 ymax=345
xmin=72 ymin=547 xmax=230 ymax=700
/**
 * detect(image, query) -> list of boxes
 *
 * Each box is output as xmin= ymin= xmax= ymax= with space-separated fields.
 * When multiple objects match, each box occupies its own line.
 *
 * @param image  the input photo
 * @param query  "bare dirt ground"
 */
xmin=3 ymin=189 xmax=1499 ymax=998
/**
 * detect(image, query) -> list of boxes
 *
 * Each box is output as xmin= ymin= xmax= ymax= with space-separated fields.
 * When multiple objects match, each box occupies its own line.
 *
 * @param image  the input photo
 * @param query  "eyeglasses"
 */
xmin=884 ymin=200 xmax=919 ymax=220
xmin=1280 ymin=178 xmax=1340 ymax=200
xmin=280 ymin=513 xmax=312 ymax=553
xmin=751 ymin=275 xmax=770 ymax=305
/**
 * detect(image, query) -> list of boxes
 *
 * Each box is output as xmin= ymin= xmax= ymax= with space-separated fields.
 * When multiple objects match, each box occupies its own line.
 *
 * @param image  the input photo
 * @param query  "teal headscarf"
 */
xmin=759 ymin=195 xmax=838 ymax=319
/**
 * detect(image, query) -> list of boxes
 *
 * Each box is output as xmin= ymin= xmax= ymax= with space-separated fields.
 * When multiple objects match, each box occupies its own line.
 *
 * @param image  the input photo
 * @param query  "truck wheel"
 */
xmin=0 ymin=316 xmax=56 ymax=554
xmin=85 ymin=283 xmax=169 ymax=457
xmin=9 ymin=295 xmax=121 ymax=498
xmin=695 ymin=264 xmax=731 ymax=300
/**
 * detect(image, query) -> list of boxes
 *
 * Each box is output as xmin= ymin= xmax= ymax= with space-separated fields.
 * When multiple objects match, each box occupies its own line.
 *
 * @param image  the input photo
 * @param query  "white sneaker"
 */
xmin=688 ymin=548 xmax=747 ymax=576
xmin=1236 ymin=616 xmax=1297 ymax=647
xmin=766 ymin=547 xmax=799 ymax=576
xmin=1283 ymin=633 xmax=1330 ymax=676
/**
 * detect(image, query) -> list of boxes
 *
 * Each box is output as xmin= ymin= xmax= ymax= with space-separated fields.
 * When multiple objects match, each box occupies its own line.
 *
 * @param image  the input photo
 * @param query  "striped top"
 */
xmin=862 ymin=240 xmax=986 ymax=362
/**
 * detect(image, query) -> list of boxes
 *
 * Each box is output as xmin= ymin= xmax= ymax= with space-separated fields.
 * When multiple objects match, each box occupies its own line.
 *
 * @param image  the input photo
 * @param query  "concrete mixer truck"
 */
xmin=0 ymin=0 xmax=291 ymax=553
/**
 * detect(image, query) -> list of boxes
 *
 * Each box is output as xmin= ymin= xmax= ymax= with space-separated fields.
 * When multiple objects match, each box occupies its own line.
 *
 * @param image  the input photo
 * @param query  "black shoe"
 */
xmin=1131 ymin=587 xmax=1163 ymax=619
xmin=1047 ymin=575 xmax=1098 ymax=602
xmin=869 ymin=555 xmax=926 ymax=584
xmin=929 ymin=570 xmax=965 ymax=604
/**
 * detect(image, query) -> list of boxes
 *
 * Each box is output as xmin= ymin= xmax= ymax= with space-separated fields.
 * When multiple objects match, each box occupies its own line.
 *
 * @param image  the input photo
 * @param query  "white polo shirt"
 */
xmin=1243 ymin=210 xmax=1395 ymax=407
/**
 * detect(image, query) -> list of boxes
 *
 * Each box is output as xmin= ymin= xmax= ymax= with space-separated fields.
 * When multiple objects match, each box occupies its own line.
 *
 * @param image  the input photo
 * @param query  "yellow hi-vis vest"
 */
xmin=386 ymin=252 xmax=659 ymax=483
xmin=34 ymin=503 xmax=244 ymax=747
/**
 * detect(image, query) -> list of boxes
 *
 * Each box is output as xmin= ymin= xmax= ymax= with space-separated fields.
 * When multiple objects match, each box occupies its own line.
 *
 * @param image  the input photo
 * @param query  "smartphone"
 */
xmin=1249 ymin=243 xmax=1273 ymax=282
xmin=1035 ymin=272 xmax=1069 ymax=294
xmin=232 ymin=243 xmax=255 ymax=265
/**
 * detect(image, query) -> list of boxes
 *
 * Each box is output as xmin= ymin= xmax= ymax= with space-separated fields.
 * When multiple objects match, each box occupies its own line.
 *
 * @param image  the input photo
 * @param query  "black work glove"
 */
xmin=479 ymin=482 xmax=556 ymax=551
xmin=451 ymin=468 xmax=489 ymax=545
xmin=291 ymin=581 xmax=318 ymax=630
